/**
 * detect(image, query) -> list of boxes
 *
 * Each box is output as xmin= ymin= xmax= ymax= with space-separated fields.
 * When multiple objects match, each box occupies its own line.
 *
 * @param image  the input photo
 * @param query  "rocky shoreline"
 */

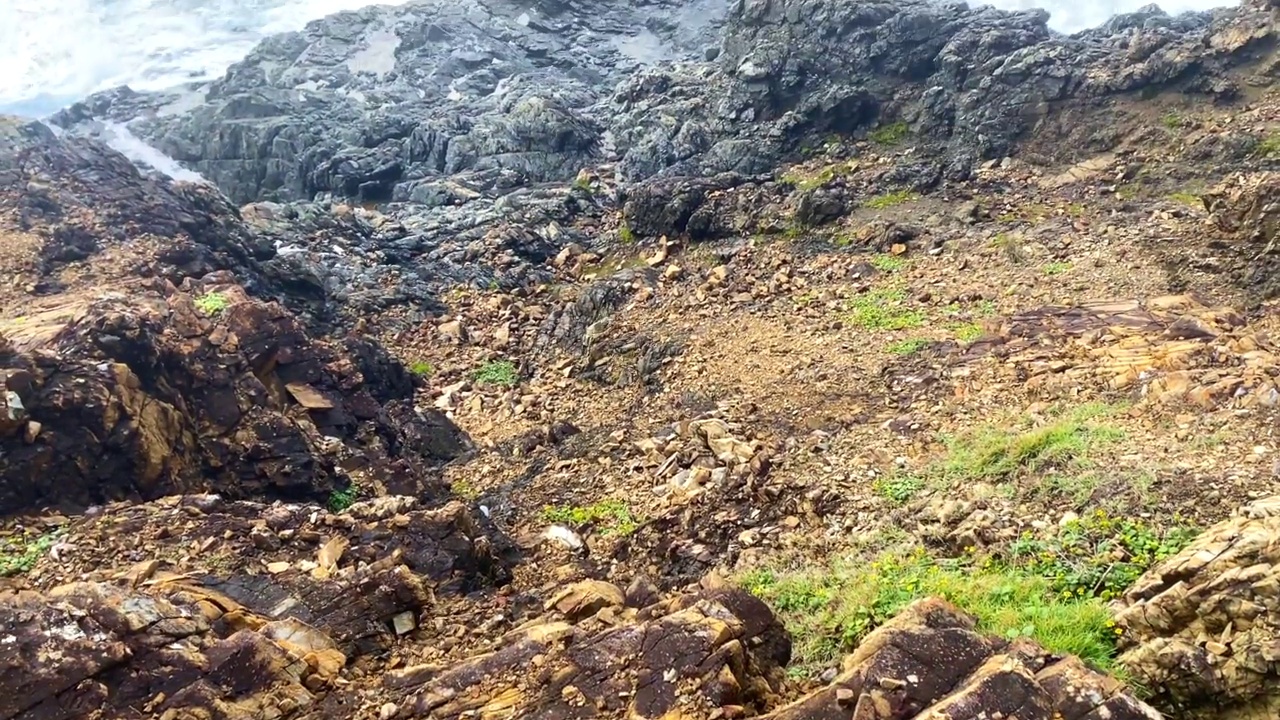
xmin=7 ymin=0 xmax=1280 ymax=717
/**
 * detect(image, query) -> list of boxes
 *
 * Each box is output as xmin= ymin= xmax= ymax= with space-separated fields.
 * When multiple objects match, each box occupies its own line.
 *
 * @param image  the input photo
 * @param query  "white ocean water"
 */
xmin=0 ymin=0 xmax=415 ymax=118
xmin=0 ymin=0 xmax=1235 ymax=119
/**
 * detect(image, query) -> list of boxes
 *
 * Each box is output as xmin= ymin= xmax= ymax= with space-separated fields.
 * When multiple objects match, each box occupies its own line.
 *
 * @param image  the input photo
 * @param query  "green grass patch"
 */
xmin=938 ymin=403 xmax=1123 ymax=483
xmin=194 ymin=292 xmax=229 ymax=316
xmin=868 ymin=121 xmax=909 ymax=146
xmin=408 ymin=361 xmax=434 ymax=377
xmin=870 ymin=254 xmax=905 ymax=273
xmin=739 ymin=548 xmax=1126 ymax=677
xmin=473 ymin=360 xmax=519 ymax=387
xmin=1255 ymin=132 xmax=1280 ymax=158
xmin=618 ymin=222 xmax=635 ymax=244
xmin=951 ymin=322 xmax=984 ymax=342
xmin=864 ymin=190 xmax=919 ymax=210
xmin=887 ymin=338 xmax=928 ymax=355
xmin=0 ymin=530 xmax=58 ymax=577
xmin=542 ymin=499 xmax=638 ymax=536
xmin=847 ymin=289 xmax=925 ymax=331
xmin=1167 ymin=191 xmax=1202 ymax=208
xmin=1043 ymin=262 xmax=1071 ymax=276
xmin=1160 ymin=112 xmax=1184 ymax=131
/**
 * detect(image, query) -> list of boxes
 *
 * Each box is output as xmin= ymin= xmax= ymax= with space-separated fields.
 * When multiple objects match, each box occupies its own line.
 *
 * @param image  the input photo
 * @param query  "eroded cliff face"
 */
xmin=0 ymin=119 xmax=469 ymax=514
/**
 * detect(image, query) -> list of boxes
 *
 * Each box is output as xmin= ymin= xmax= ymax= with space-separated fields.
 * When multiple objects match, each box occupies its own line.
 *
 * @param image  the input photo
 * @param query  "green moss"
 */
xmin=781 ymin=161 xmax=859 ymax=193
xmin=887 ymin=338 xmax=928 ymax=355
xmin=194 ymin=292 xmax=229 ymax=316
xmin=864 ymin=190 xmax=919 ymax=210
xmin=1043 ymin=262 xmax=1071 ymax=276
xmin=473 ymin=360 xmax=519 ymax=387
xmin=408 ymin=361 xmax=434 ymax=377
xmin=847 ymin=289 xmax=925 ymax=331
xmin=870 ymin=254 xmax=905 ymax=272
xmin=868 ymin=122 xmax=909 ymax=146
xmin=542 ymin=499 xmax=638 ymax=536
xmin=1167 ymin=192 xmax=1202 ymax=208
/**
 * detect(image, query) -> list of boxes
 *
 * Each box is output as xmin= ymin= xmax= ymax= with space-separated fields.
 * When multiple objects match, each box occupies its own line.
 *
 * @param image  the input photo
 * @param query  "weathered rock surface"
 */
xmin=51 ymin=0 xmax=1280 ymax=209
xmin=0 ymin=493 xmax=515 ymax=720
xmin=1115 ymin=494 xmax=1280 ymax=719
xmin=1201 ymin=171 xmax=1280 ymax=303
xmin=0 ymin=280 xmax=469 ymax=515
xmin=0 ymin=118 xmax=474 ymax=515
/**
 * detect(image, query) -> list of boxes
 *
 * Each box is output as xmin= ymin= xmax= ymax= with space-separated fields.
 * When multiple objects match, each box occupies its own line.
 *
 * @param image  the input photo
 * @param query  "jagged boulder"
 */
xmin=1114 ymin=495 xmax=1280 ymax=719
xmin=379 ymin=584 xmax=792 ymax=718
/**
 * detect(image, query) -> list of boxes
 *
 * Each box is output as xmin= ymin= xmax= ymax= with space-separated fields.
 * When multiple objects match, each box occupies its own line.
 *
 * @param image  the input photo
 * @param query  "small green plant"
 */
xmin=194 ymin=291 xmax=229 ymax=316
xmin=1160 ymin=112 xmax=1184 ymax=131
xmin=473 ymin=360 xmax=519 ymax=387
xmin=618 ymin=222 xmax=635 ymax=244
xmin=887 ymin=338 xmax=928 ymax=355
xmin=1043 ymin=262 xmax=1071 ymax=276
xmin=1005 ymin=509 xmax=1198 ymax=600
xmin=873 ymin=474 xmax=925 ymax=505
xmin=847 ymin=289 xmax=925 ymax=331
xmin=408 ymin=361 xmax=434 ymax=377
xmin=0 ymin=530 xmax=57 ymax=577
xmin=450 ymin=479 xmax=480 ymax=499
xmin=1168 ymin=191 xmax=1202 ymax=208
xmin=328 ymin=484 xmax=360 ymax=512
xmin=542 ymin=499 xmax=638 ymax=536
xmin=870 ymin=254 xmax=905 ymax=273
xmin=868 ymin=121 xmax=909 ymax=146
xmin=951 ymin=322 xmax=984 ymax=342
xmin=1256 ymin=133 xmax=1280 ymax=158
xmin=739 ymin=547 xmax=1124 ymax=677
xmin=781 ymin=161 xmax=859 ymax=193
xmin=991 ymin=234 xmax=1028 ymax=264
xmin=864 ymin=190 xmax=919 ymax=210
xmin=938 ymin=403 xmax=1123 ymax=483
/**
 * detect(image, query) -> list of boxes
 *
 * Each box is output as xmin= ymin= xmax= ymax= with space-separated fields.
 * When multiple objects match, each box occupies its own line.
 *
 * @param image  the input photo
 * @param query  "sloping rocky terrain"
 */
xmin=9 ymin=0 xmax=1280 ymax=718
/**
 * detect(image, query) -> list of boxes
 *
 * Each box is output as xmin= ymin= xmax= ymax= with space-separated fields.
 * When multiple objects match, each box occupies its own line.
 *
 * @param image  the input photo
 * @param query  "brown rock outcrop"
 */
xmin=0 ymin=281 xmax=469 ymax=514
xmin=0 ymin=119 xmax=472 ymax=515
xmin=762 ymin=598 xmax=1159 ymax=720
xmin=1114 ymin=494 xmax=1280 ymax=719
xmin=0 ymin=492 xmax=516 ymax=719
xmin=379 ymin=584 xmax=792 ymax=719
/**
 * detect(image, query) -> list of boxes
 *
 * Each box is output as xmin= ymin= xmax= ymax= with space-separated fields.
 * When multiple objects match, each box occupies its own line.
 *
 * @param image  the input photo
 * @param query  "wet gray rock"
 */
xmin=53 ymin=0 xmax=1274 ymax=214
